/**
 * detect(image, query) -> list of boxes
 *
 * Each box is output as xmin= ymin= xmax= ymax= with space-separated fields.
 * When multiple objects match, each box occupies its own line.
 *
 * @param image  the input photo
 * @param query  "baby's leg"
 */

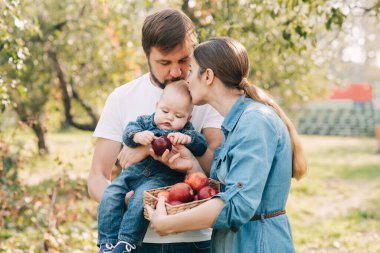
xmin=97 ymin=172 xmax=131 ymax=247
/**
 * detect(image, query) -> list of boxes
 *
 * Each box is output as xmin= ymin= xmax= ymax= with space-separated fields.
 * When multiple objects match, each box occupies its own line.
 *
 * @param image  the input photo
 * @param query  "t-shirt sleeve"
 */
xmin=93 ymin=90 xmax=123 ymax=143
xmin=202 ymin=106 xmax=224 ymax=129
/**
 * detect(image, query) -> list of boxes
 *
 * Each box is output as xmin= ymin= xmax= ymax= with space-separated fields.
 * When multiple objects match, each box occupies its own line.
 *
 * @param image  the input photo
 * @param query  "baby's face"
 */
xmin=154 ymin=90 xmax=192 ymax=130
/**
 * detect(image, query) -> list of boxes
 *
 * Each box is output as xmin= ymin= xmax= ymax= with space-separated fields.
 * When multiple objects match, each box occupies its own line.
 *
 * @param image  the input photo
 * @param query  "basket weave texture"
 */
xmin=143 ymin=178 xmax=220 ymax=220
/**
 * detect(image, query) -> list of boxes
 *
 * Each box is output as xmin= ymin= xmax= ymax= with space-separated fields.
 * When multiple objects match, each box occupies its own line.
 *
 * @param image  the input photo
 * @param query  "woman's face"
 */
xmin=186 ymin=58 xmax=208 ymax=105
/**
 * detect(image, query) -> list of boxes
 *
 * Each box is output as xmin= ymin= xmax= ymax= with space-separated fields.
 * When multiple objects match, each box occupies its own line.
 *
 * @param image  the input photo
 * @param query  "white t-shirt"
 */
xmin=93 ymin=73 xmax=223 ymax=243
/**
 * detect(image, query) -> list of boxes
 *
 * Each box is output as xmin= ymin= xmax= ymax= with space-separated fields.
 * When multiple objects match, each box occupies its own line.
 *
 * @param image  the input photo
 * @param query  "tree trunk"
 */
xmin=30 ymin=121 xmax=49 ymax=154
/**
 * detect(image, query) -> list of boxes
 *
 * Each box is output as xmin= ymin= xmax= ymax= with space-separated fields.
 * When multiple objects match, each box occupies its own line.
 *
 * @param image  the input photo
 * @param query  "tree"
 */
xmin=1 ymin=0 xmax=145 ymax=153
xmin=180 ymin=0 xmax=350 ymax=108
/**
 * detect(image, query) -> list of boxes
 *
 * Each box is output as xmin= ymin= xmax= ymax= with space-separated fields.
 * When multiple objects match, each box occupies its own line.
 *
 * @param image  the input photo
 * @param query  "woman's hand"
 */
xmin=145 ymin=197 xmax=172 ymax=236
xmin=149 ymin=144 xmax=202 ymax=174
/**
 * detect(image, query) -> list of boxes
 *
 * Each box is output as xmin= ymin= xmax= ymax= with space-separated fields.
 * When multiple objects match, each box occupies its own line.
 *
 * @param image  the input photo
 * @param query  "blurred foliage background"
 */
xmin=1 ymin=0 xmax=380 ymax=252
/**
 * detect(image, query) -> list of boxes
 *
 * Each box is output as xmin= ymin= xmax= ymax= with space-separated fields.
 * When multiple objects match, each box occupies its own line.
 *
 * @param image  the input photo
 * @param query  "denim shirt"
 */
xmin=210 ymin=96 xmax=295 ymax=253
xmin=123 ymin=113 xmax=208 ymax=157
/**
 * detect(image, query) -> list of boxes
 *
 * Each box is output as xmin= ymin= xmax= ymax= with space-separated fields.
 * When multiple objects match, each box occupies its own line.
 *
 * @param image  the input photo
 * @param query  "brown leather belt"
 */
xmin=251 ymin=210 xmax=286 ymax=221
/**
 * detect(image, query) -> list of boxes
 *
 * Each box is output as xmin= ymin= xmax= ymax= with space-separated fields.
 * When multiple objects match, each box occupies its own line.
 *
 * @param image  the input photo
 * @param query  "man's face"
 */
xmin=148 ymin=42 xmax=193 ymax=88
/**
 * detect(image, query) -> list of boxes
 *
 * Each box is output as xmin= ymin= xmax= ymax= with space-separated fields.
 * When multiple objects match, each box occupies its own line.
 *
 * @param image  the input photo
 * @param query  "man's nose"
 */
xmin=170 ymin=66 xmax=182 ymax=78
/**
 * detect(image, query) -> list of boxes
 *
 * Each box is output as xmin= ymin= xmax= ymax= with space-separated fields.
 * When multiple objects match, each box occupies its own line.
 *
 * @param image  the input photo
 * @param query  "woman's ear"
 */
xmin=205 ymin=68 xmax=215 ymax=86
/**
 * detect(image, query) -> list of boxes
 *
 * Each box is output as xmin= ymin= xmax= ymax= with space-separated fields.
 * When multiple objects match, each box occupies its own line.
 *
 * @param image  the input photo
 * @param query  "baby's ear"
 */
xmin=188 ymin=115 xmax=192 ymax=121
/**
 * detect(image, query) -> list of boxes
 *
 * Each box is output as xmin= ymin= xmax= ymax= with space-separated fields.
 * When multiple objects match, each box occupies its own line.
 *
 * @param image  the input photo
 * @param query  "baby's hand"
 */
xmin=167 ymin=133 xmax=191 ymax=145
xmin=133 ymin=131 xmax=156 ymax=145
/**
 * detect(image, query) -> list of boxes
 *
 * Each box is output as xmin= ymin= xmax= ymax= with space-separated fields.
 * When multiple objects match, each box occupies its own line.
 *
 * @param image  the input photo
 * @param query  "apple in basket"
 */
xmin=196 ymin=186 xmax=217 ymax=200
xmin=169 ymin=183 xmax=194 ymax=203
xmin=156 ymin=190 xmax=170 ymax=202
xmin=184 ymin=172 xmax=208 ymax=192
xmin=168 ymin=200 xmax=183 ymax=206
xmin=154 ymin=190 xmax=170 ymax=207
xmin=152 ymin=136 xmax=172 ymax=156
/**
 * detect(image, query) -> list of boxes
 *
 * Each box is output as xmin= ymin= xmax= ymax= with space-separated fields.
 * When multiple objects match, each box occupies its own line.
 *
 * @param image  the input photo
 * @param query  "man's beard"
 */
xmin=149 ymin=62 xmax=183 ymax=89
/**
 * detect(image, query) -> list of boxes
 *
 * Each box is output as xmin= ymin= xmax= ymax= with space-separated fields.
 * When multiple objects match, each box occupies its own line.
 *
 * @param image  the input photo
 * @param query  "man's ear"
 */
xmin=205 ymin=68 xmax=215 ymax=86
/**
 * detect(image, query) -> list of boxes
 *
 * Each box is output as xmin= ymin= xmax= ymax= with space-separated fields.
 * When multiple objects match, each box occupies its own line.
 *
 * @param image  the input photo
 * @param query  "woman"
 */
xmin=146 ymin=37 xmax=307 ymax=253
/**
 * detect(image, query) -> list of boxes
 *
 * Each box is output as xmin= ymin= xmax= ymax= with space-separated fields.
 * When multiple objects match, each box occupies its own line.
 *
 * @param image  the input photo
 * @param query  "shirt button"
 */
xmin=237 ymin=182 xmax=243 ymax=188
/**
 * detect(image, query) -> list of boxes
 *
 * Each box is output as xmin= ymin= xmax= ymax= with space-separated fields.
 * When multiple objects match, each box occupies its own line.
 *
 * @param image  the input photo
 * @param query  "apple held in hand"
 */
xmin=152 ymin=136 xmax=172 ymax=156
xmin=196 ymin=186 xmax=217 ymax=200
xmin=184 ymin=172 xmax=208 ymax=192
xmin=169 ymin=183 xmax=194 ymax=203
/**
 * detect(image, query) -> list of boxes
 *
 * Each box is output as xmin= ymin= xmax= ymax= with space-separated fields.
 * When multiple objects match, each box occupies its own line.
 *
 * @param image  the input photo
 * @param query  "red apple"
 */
xmin=193 ymin=194 xmax=199 ymax=201
xmin=152 ymin=136 xmax=172 ymax=156
xmin=184 ymin=172 xmax=208 ymax=192
xmin=168 ymin=200 xmax=183 ymax=206
xmin=154 ymin=190 xmax=170 ymax=207
xmin=169 ymin=183 xmax=194 ymax=203
xmin=156 ymin=190 xmax=170 ymax=202
xmin=197 ymin=186 xmax=217 ymax=200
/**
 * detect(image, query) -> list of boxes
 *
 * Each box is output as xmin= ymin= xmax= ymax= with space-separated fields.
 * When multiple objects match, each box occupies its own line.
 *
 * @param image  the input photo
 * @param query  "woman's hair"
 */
xmin=193 ymin=37 xmax=307 ymax=180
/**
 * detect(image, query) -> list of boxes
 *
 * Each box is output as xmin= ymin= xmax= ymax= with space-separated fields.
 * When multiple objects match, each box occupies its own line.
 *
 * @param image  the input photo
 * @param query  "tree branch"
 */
xmin=48 ymin=50 xmax=96 ymax=131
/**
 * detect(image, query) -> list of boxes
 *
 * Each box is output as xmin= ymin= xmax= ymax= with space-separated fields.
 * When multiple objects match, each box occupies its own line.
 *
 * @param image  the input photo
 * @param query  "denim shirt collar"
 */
xmin=150 ymin=113 xmax=157 ymax=128
xmin=221 ymin=95 xmax=251 ymax=135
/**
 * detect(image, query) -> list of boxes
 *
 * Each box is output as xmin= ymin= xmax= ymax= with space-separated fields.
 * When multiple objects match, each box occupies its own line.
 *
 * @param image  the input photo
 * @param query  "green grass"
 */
xmin=288 ymin=135 xmax=380 ymax=253
xmin=1 ymin=132 xmax=380 ymax=252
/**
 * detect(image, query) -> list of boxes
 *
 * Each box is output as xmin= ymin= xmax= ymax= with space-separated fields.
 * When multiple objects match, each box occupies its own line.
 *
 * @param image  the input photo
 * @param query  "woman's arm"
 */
xmin=146 ymin=196 xmax=225 ymax=236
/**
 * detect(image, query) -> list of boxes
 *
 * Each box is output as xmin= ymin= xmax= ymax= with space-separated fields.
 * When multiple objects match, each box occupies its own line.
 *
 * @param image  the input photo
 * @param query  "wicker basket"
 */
xmin=143 ymin=178 xmax=221 ymax=220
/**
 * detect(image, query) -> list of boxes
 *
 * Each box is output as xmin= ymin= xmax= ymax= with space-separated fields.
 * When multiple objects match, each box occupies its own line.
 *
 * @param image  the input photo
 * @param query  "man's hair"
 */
xmin=142 ymin=9 xmax=197 ymax=56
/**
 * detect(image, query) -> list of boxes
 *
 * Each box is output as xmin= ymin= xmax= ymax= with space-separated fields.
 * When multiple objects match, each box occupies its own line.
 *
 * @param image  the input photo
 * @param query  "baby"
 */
xmin=97 ymin=80 xmax=208 ymax=253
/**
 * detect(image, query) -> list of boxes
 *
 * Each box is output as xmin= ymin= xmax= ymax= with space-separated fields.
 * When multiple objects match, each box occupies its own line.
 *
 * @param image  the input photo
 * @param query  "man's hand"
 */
xmin=167 ymin=133 xmax=191 ymax=145
xmin=117 ymin=145 xmax=150 ymax=169
xmin=124 ymin=190 xmax=134 ymax=206
xmin=149 ymin=145 xmax=202 ymax=174
xmin=133 ymin=131 xmax=156 ymax=145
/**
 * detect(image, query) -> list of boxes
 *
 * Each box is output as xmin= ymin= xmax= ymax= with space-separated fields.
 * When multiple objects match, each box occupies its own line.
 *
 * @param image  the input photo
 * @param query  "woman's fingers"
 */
xmin=168 ymin=152 xmax=181 ymax=164
xmin=145 ymin=204 xmax=154 ymax=220
xmin=155 ymin=196 xmax=168 ymax=215
xmin=160 ymin=149 xmax=171 ymax=161
xmin=145 ymin=196 xmax=168 ymax=231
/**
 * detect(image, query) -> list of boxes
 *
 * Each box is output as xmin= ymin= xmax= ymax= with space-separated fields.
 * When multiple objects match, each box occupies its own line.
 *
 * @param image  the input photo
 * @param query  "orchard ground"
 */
xmin=1 ymin=130 xmax=379 ymax=253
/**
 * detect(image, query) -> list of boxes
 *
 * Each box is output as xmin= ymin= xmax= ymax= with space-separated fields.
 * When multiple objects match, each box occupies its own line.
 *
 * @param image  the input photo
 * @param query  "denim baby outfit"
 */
xmin=97 ymin=113 xmax=207 ymax=248
xmin=210 ymin=96 xmax=295 ymax=253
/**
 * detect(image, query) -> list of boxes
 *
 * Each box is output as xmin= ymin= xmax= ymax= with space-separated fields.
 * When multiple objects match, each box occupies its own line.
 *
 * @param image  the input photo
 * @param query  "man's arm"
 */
xmin=196 ymin=127 xmax=223 ymax=176
xmin=87 ymin=138 xmax=121 ymax=202
xmin=88 ymin=138 xmax=151 ymax=202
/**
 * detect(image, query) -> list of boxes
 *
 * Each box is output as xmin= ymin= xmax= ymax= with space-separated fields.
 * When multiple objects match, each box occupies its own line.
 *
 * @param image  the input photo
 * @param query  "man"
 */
xmin=88 ymin=8 xmax=223 ymax=253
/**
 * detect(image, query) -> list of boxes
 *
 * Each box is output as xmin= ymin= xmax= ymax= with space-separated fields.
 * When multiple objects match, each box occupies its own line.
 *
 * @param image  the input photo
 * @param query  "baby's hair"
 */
xmin=161 ymin=80 xmax=193 ymax=112
xmin=164 ymin=80 xmax=190 ymax=96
